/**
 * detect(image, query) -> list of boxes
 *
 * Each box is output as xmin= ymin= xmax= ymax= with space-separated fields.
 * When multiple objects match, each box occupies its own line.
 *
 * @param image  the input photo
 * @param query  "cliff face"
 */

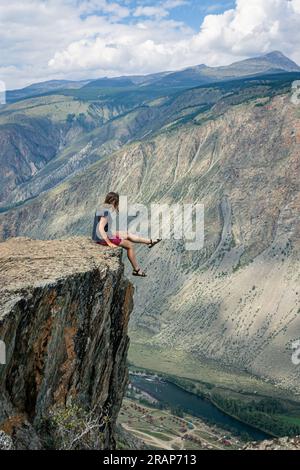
xmin=0 ymin=237 xmax=133 ymax=449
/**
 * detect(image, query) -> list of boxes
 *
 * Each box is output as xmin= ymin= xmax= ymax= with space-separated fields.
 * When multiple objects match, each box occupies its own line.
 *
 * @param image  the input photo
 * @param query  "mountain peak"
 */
xmin=264 ymin=50 xmax=287 ymax=58
xmin=261 ymin=50 xmax=300 ymax=70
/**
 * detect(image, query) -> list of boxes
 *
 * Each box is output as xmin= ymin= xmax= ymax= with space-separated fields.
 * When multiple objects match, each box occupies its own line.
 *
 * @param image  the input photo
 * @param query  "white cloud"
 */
xmin=133 ymin=6 xmax=169 ymax=18
xmin=191 ymin=0 xmax=300 ymax=64
xmin=133 ymin=0 xmax=188 ymax=19
xmin=1 ymin=0 xmax=300 ymax=90
xmin=79 ymin=0 xmax=130 ymax=19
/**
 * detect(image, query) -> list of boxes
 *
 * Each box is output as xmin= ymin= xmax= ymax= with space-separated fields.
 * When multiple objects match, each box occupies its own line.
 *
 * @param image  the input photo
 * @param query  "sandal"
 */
xmin=148 ymin=238 xmax=162 ymax=249
xmin=132 ymin=268 xmax=147 ymax=277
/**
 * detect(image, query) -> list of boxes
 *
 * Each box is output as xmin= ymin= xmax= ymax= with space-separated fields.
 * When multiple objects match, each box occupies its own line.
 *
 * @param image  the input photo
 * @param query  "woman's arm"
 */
xmin=98 ymin=216 xmax=118 ymax=248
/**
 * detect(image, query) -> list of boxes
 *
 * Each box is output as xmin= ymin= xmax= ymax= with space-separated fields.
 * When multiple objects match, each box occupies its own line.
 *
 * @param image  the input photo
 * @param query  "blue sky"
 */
xmin=166 ymin=1 xmax=236 ymax=30
xmin=75 ymin=0 xmax=237 ymax=33
xmin=0 ymin=0 xmax=299 ymax=89
xmin=109 ymin=0 xmax=237 ymax=30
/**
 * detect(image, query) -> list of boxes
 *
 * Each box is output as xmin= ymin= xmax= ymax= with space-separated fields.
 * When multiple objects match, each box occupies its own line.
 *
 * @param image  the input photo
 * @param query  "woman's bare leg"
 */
xmin=117 ymin=231 xmax=151 ymax=245
xmin=119 ymin=240 xmax=140 ymax=271
xmin=128 ymin=232 xmax=151 ymax=244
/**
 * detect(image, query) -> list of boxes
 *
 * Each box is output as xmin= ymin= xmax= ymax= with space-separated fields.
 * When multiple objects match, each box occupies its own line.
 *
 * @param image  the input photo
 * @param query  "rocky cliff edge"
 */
xmin=0 ymin=237 xmax=133 ymax=449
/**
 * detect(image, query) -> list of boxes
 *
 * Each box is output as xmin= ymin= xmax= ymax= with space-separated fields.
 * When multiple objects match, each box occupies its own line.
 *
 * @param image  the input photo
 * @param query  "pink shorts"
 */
xmin=96 ymin=236 xmax=123 ymax=246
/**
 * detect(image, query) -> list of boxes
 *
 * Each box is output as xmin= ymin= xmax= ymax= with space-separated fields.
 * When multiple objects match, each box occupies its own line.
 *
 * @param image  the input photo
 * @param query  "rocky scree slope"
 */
xmin=0 ymin=237 xmax=133 ymax=449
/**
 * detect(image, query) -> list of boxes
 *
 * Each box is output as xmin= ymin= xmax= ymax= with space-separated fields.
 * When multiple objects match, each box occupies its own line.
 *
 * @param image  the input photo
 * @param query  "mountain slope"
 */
xmin=0 ymin=83 xmax=299 ymax=392
xmin=6 ymin=79 xmax=92 ymax=103
xmin=1 ymin=72 xmax=298 ymax=210
xmin=0 ymin=117 xmax=64 ymax=204
xmin=0 ymin=69 xmax=300 ymax=394
xmin=0 ymin=94 xmax=134 ymax=207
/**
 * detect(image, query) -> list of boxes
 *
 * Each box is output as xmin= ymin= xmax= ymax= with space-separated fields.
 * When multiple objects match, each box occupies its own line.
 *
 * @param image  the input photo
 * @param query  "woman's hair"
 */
xmin=104 ymin=192 xmax=119 ymax=210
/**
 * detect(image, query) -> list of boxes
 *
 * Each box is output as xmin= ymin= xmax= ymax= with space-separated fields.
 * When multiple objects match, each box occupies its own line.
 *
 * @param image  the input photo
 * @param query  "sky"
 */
xmin=1 ymin=0 xmax=300 ymax=90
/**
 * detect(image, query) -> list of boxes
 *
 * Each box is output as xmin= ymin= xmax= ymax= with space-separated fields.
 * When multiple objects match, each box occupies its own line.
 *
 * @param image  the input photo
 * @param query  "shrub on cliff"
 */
xmin=43 ymin=404 xmax=107 ymax=450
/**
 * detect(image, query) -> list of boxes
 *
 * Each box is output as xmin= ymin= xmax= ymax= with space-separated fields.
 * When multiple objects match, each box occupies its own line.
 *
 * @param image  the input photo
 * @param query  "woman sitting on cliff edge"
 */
xmin=92 ymin=192 xmax=161 ymax=278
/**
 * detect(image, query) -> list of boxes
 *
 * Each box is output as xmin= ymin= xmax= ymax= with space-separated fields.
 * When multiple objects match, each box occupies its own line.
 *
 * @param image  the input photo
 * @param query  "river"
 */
xmin=130 ymin=374 xmax=271 ymax=441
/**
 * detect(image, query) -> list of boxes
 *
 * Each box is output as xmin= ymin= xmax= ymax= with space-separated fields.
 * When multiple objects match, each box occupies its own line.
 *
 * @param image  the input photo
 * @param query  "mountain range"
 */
xmin=6 ymin=51 xmax=300 ymax=102
xmin=0 ymin=51 xmax=300 ymax=396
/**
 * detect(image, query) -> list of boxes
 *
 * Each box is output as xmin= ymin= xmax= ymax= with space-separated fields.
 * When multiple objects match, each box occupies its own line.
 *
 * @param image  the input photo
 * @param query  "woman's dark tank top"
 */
xmin=92 ymin=207 xmax=113 ymax=242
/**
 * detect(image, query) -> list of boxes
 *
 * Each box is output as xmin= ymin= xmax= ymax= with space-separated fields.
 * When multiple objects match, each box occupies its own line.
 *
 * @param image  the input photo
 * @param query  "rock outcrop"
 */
xmin=0 ymin=430 xmax=14 ymax=450
xmin=0 ymin=237 xmax=133 ymax=449
xmin=243 ymin=436 xmax=300 ymax=450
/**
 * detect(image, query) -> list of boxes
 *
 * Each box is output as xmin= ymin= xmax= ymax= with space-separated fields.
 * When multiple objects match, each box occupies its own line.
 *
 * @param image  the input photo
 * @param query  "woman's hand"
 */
xmin=107 ymin=241 xmax=118 ymax=249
